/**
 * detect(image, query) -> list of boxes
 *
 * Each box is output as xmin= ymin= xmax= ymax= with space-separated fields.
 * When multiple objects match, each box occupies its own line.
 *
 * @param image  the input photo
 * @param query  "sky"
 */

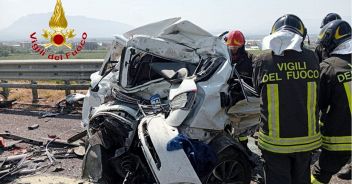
xmin=0 ymin=0 xmax=351 ymax=35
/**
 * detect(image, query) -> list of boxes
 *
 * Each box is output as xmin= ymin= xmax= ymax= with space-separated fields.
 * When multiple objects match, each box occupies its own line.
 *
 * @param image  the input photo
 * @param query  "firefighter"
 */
xmin=252 ymin=14 xmax=321 ymax=184
xmin=316 ymin=13 xmax=342 ymax=63
xmin=311 ymin=20 xmax=352 ymax=184
xmin=226 ymin=30 xmax=255 ymax=151
xmin=226 ymin=30 xmax=254 ymax=86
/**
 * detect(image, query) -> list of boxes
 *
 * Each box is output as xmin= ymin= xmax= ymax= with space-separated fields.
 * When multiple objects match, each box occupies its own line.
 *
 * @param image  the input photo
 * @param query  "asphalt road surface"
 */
xmin=0 ymin=108 xmax=350 ymax=184
xmin=0 ymin=108 xmax=84 ymax=183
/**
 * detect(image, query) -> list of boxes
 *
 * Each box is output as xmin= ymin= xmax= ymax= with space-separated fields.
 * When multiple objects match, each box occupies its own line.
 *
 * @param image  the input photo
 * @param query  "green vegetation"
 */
xmin=0 ymin=45 xmax=31 ymax=58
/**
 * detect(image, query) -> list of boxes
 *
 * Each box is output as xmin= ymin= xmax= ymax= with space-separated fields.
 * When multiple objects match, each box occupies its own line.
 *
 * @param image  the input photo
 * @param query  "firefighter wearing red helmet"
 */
xmin=226 ymin=30 xmax=255 ymax=154
xmin=226 ymin=30 xmax=254 ymax=86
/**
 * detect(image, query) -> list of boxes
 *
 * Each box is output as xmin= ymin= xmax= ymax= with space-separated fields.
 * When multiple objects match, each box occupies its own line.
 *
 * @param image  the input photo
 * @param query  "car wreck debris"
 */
xmin=67 ymin=130 xmax=87 ymax=143
xmin=0 ymin=93 xmax=16 ymax=109
xmin=0 ymin=137 xmax=5 ymax=148
xmin=0 ymin=133 xmax=43 ymax=146
xmin=80 ymin=18 xmax=259 ymax=184
xmin=0 ymin=130 xmax=86 ymax=182
xmin=28 ymin=124 xmax=40 ymax=130
xmin=56 ymin=93 xmax=85 ymax=114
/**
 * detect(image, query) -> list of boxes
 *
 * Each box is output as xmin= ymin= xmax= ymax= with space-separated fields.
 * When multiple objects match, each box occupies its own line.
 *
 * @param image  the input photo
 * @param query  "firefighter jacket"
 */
xmin=319 ymin=54 xmax=352 ymax=151
xmin=252 ymin=48 xmax=322 ymax=153
xmin=228 ymin=51 xmax=255 ymax=105
xmin=233 ymin=51 xmax=255 ymax=86
xmin=315 ymin=45 xmax=329 ymax=63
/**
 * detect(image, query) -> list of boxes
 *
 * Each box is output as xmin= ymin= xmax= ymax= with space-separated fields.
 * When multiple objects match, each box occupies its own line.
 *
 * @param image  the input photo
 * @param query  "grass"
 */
xmin=5 ymin=80 xmax=87 ymax=105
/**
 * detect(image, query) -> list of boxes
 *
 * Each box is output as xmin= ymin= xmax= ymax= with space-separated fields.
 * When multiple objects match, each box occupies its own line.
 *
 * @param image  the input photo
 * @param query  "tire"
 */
xmin=204 ymin=147 xmax=252 ymax=184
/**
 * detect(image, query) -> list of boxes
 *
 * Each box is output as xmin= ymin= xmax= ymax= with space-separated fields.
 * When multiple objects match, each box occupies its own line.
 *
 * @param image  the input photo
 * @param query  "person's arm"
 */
xmin=315 ymin=45 xmax=324 ymax=63
xmin=252 ymin=55 xmax=262 ymax=94
xmin=315 ymin=45 xmax=329 ymax=63
xmin=319 ymin=61 xmax=333 ymax=111
xmin=247 ymin=53 xmax=255 ymax=77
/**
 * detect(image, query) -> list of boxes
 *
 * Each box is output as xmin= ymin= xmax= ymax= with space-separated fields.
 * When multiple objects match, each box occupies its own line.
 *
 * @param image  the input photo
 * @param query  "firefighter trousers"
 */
xmin=262 ymin=150 xmax=312 ymax=184
xmin=312 ymin=149 xmax=351 ymax=183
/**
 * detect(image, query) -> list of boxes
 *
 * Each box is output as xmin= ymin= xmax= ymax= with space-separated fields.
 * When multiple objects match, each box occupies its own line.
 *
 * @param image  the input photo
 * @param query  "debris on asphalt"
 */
xmin=67 ymin=130 xmax=87 ymax=143
xmin=28 ymin=124 xmax=40 ymax=130
xmin=0 ymin=154 xmax=28 ymax=163
xmin=0 ymin=146 xmax=79 ymax=181
xmin=56 ymin=93 xmax=85 ymax=114
xmin=10 ymin=146 xmax=27 ymax=155
xmin=0 ymin=108 xmax=88 ymax=182
xmin=65 ymin=93 xmax=85 ymax=105
xmin=0 ymin=99 xmax=16 ymax=109
xmin=0 ymin=137 xmax=5 ymax=148
xmin=73 ymin=145 xmax=86 ymax=157
xmin=4 ymin=140 xmax=22 ymax=149
xmin=52 ymin=149 xmax=77 ymax=159
xmin=0 ymin=127 xmax=87 ymax=182
xmin=42 ymin=138 xmax=80 ymax=148
xmin=40 ymin=112 xmax=60 ymax=118
xmin=47 ymin=134 xmax=59 ymax=139
xmin=0 ymin=133 xmax=43 ymax=146
xmin=52 ymin=166 xmax=65 ymax=172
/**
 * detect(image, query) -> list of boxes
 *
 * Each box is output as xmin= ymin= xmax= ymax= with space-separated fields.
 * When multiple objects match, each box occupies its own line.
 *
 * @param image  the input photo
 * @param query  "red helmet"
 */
xmin=226 ymin=30 xmax=245 ymax=47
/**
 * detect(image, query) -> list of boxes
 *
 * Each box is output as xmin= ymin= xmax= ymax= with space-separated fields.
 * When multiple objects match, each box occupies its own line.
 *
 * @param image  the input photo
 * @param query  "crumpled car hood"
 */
xmin=123 ymin=18 xmax=229 ymax=60
xmin=123 ymin=17 xmax=182 ymax=39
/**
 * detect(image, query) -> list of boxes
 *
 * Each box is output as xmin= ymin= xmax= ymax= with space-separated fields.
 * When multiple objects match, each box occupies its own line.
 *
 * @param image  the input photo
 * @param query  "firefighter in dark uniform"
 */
xmin=226 ymin=30 xmax=255 ymax=150
xmin=226 ymin=30 xmax=254 ymax=86
xmin=311 ymin=20 xmax=352 ymax=184
xmin=315 ymin=13 xmax=342 ymax=63
xmin=252 ymin=14 xmax=321 ymax=184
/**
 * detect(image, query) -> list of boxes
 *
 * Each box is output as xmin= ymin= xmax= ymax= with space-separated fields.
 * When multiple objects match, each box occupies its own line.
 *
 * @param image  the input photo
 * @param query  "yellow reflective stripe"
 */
xmin=322 ymin=143 xmax=352 ymax=151
xmin=259 ymin=131 xmax=321 ymax=146
xmin=238 ymin=136 xmax=248 ymax=141
xmin=343 ymin=81 xmax=352 ymax=113
xmin=258 ymin=138 xmax=322 ymax=153
xmin=274 ymin=85 xmax=280 ymax=137
xmin=311 ymin=175 xmax=323 ymax=184
xmin=267 ymin=85 xmax=272 ymax=137
xmin=322 ymin=136 xmax=352 ymax=144
xmin=307 ymin=82 xmax=317 ymax=136
xmin=267 ymin=84 xmax=279 ymax=138
xmin=307 ymin=82 xmax=311 ymax=135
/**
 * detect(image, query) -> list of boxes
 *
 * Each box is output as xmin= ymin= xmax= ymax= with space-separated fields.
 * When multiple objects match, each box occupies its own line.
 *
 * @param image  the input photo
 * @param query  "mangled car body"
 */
xmin=81 ymin=18 xmax=260 ymax=184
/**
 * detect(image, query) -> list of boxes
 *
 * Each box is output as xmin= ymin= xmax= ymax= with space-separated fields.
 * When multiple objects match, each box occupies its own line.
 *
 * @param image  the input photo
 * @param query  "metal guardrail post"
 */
xmin=31 ymin=80 xmax=38 ymax=103
xmin=1 ymin=80 xmax=9 ymax=100
xmin=64 ymin=80 xmax=71 ymax=96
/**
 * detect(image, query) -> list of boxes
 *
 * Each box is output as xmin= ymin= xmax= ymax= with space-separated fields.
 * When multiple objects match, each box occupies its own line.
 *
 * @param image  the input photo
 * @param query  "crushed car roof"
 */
xmin=122 ymin=18 xmax=229 ymax=60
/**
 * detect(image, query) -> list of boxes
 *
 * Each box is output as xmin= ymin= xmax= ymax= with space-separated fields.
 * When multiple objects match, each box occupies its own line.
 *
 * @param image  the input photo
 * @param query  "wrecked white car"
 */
xmin=81 ymin=18 xmax=260 ymax=184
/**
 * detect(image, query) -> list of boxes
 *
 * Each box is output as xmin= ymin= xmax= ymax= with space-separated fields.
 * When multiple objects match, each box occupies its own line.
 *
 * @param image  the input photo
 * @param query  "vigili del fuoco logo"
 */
xmin=30 ymin=0 xmax=87 ymax=60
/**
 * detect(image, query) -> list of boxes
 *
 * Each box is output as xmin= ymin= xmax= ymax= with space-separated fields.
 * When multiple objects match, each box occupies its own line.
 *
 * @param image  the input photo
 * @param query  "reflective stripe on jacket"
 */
xmin=319 ymin=54 xmax=352 ymax=151
xmin=253 ymin=48 xmax=322 ymax=153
